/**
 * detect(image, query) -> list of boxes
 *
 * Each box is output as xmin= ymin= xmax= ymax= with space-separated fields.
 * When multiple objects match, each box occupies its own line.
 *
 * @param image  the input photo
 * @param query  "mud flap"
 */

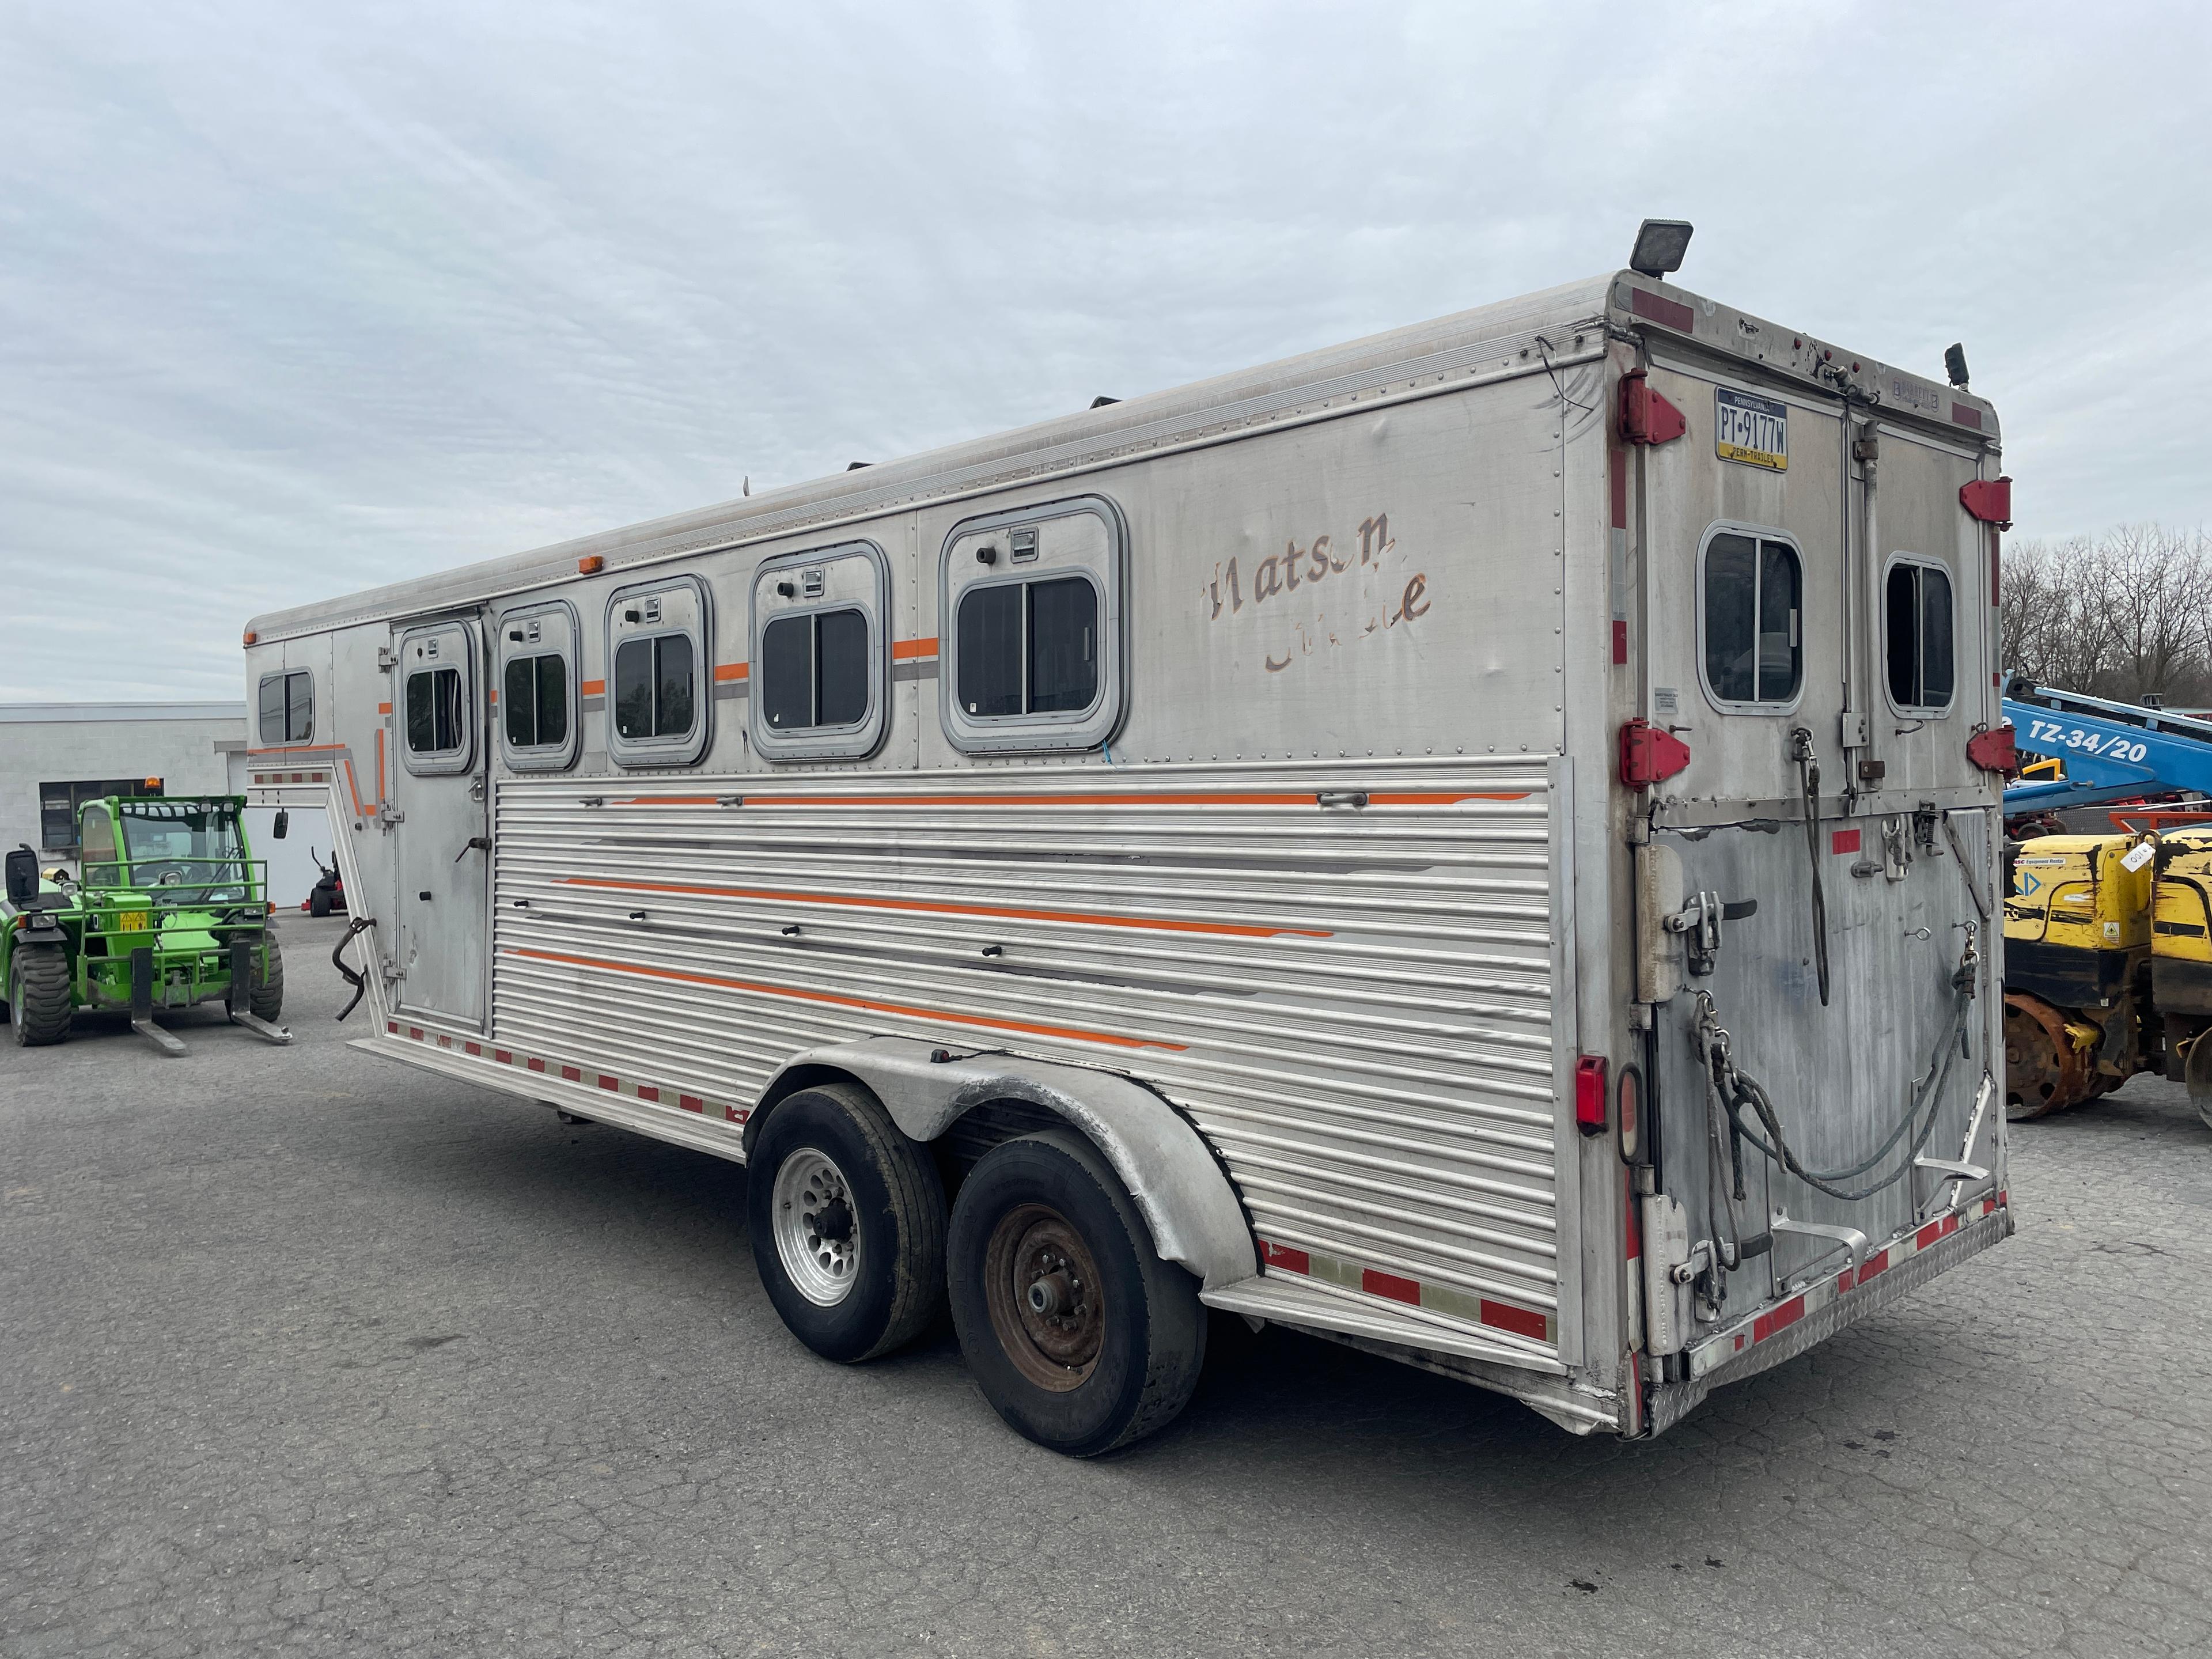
xmin=1641 ymin=1194 xmax=1694 ymax=1357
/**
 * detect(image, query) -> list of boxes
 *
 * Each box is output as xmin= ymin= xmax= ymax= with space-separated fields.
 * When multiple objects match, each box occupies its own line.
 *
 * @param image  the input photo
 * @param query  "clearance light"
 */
xmin=578 ymin=555 xmax=605 ymax=574
xmin=1575 ymin=1054 xmax=1608 ymax=1137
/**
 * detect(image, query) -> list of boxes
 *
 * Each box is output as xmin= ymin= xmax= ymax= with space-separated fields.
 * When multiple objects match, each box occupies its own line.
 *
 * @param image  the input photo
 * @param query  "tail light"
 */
xmin=1575 ymin=1055 xmax=1608 ymax=1136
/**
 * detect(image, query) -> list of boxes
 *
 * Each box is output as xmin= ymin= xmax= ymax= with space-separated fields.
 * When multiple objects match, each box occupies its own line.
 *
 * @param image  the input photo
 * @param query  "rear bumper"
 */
xmin=1646 ymin=1195 xmax=2010 ymax=1436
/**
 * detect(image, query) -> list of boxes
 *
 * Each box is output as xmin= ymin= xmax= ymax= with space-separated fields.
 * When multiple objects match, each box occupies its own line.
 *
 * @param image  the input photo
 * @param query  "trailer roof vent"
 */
xmin=1628 ymin=218 xmax=1694 ymax=279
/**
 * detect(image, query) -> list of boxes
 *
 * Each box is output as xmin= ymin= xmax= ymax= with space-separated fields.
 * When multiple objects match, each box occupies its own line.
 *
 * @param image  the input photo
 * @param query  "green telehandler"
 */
xmin=2 ymin=794 xmax=291 ymax=1056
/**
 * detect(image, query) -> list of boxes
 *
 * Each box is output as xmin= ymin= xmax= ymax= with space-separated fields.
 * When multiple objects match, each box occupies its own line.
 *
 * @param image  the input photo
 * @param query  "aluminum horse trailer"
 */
xmin=243 ymin=250 xmax=2013 ymax=1452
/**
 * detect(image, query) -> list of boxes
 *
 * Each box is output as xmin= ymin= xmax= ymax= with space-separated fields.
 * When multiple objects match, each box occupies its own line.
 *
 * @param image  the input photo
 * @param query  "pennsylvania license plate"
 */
xmin=1715 ymin=387 xmax=1788 ymax=471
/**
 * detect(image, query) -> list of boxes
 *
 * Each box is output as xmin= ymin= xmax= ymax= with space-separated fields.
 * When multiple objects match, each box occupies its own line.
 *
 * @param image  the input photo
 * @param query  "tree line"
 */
xmin=2001 ymin=525 xmax=2212 ymax=708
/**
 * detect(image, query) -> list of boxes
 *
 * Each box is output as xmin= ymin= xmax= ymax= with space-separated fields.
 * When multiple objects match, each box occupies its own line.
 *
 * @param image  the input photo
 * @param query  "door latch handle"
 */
xmin=453 ymin=835 xmax=491 ymax=863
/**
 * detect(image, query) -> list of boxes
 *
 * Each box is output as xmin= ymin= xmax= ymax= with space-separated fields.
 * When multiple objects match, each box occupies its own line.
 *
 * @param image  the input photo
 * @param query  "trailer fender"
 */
xmin=748 ymin=1037 xmax=1258 ymax=1292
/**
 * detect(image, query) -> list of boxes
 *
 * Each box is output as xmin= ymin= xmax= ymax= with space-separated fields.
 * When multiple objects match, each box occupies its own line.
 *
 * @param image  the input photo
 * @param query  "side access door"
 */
xmin=391 ymin=616 xmax=491 ymax=1029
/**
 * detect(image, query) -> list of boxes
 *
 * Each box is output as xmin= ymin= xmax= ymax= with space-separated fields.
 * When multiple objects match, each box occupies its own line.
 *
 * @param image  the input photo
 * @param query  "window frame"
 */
xmin=396 ymin=621 xmax=478 ymax=777
xmin=748 ymin=540 xmax=890 ymax=763
xmin=938 ymin=495 xmax=1127 ymax=755
xmin=256 ymin=669 xmax=315 ymax=745
xmin=494 ymin=600 xmax=581 ymax=772
xmin=1881 ymin=552 xmax=1958 ymax=719
xmin=1694 ymin=520 xmax=1807 ymax=717
xmin=604 ymin=574 xmax=712 ymax=769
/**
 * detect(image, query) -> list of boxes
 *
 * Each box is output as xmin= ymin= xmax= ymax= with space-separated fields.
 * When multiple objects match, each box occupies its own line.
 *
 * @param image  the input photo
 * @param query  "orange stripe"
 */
xmin=556 ymin=874 xmax=1333 ymax=940
xmin=377 ymin=702 xmax=392 ymax=715
xmin=508 ymin=946 xmax=1185 ymax=1051
xmin=892 ymin=637 xmax=940 ymax=660
xmin=614 ymin=789 xmax=1528 ymax=809
xmin=579 ymin=679 xmax=605 ymax=696
xmin=713 ymin=662 xmax=749 ymax=682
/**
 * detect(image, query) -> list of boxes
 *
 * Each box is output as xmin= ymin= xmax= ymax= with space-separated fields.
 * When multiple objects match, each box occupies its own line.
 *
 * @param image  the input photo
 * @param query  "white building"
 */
xmin=0 ymin=701 xmax=326 ymax=906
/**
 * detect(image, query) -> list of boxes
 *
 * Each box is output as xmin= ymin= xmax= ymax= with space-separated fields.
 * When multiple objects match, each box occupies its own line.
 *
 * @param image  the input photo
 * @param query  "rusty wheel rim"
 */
xmin=982 ymin=1202 xmax=1104 ymax=1392
xmin=2003 ymin=998 xmax=2082 ymax=1119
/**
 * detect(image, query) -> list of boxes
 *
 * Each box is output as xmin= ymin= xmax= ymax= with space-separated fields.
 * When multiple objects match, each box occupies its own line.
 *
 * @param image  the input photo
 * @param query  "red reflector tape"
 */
xmin=597 ymin=1074 xmax=619 ymax=1091
xmin=560 ymin=1065 xmax=582 ymax=1082
xmin=1831 ymin=827 xmax=1862 ymax=855
xmin=1259 ymin=1238 xmax=1310 ymax=1274
xmin=1363 ymin=1268 xmax=1422 ymax=1305
xmin=1628 ymin=286 xmax=1696 ymax=334
xmin=637 ymin=1085 xmax=659 ymax=1104
xmin=1752 ymin=1295 xmax=1806 ymax=1343
xmin=1480 ymin=1298 xmax=1550 ymax=1342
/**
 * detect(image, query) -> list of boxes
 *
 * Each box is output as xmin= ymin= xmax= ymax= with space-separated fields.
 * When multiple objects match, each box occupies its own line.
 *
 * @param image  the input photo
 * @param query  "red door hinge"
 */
xmin=1960 ymin=476 xmax=2012 ymax=527
xmin=1966 ymin=725 xmax=2017 ymax=775
xmin=1619 ymin=370 xmax=1687 ymax=446
xmin=1620 ymin=717 xmax=1692 ymax=789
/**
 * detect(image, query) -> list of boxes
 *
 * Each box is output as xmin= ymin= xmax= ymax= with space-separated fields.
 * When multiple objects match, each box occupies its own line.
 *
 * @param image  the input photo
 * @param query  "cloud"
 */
xmin=2 ymin=0 xmax=2206 ymax=699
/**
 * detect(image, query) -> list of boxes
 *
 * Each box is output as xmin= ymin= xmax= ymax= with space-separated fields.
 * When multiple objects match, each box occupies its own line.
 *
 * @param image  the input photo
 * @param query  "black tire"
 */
xmin=2187 ymin=1033 xmax=2212 ymax=1132
xmin=948 ymin=1128 xmax=1206 ymax=1457
xmin=9 ymin=943 xmax=74 ymax=1047
xmin=309 ymin=888 xmax=332 ymax=919
xmin=249 ymin=935 xmax=284 ymax=1021
xmin=748 ymin=1083 xmax=947 ymax=1363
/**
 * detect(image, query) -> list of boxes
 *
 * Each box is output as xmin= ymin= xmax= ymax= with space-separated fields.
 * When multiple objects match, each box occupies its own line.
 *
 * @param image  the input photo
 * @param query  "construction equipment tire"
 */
xmin=249 ymin=936 xmax=285 ymax=1022
xmin=8 ymin=944 xmax=74 ymax=1047
xmin=948 ymin=1128 xmax=1206 ymax=1457
xmin=2004 ymin=994 xmax=2089 ymax=1119
xmin=2187 ymin=1034 xmax=2212 ymax=1133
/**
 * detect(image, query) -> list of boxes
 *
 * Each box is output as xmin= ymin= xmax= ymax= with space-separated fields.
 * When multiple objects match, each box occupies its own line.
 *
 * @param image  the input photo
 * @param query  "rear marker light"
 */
xmin=1616 ymin=1063 xmax=1645 ymax=1164
xmin=1575 ymin=1055 xmax=1608 ymax=1137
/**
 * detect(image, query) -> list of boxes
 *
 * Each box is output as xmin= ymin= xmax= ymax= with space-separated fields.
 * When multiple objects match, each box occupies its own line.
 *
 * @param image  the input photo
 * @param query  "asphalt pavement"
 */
xmin=3 ymin=914 xmax=2208 ymax=1657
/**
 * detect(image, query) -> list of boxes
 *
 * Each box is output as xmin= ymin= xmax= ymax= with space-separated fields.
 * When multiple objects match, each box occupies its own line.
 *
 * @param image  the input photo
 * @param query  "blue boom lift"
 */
xmin=2002 ymin=678 xmax=2212 ymax=817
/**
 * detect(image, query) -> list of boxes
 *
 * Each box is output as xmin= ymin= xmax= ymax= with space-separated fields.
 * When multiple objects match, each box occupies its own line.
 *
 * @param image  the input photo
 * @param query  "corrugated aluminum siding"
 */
xmin=491 ymin=757 xmax=1566 ymax=1353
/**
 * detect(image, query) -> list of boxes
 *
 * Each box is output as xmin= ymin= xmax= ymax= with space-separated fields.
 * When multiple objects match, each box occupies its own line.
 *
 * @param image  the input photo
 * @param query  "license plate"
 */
xmin=118 ymin=911 xmax=150 ymax=932
xmin=1716 ymin=387 xmax=1788 ymax=472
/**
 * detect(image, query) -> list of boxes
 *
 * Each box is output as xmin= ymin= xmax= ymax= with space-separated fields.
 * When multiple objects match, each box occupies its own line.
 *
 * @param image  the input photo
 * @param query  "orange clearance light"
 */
xmin=243 ymin=629 xmax=257 ymax=645
xmin=143 ymin=777 xmax=160 ymax=790
xmin=578 ymin=555 xmax=605 ymax=574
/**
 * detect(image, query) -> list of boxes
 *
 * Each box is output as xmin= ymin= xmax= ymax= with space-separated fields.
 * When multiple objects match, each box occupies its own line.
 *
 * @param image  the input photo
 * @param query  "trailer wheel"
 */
xmin=947 ymin=1128 xmax=1206 ymax=1457
xmin=8 ymin=944 xmax=74 ymax=1047
xmin=748 ymin=1083 xmax=946 ymax=1363
xmin=249 ymin=936 xmax=285 ymax=1022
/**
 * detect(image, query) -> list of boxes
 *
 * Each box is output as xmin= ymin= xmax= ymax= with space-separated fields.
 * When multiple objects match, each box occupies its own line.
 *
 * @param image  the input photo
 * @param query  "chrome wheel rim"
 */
xmin=772 ymin=1147 xmax=859 ymax=1306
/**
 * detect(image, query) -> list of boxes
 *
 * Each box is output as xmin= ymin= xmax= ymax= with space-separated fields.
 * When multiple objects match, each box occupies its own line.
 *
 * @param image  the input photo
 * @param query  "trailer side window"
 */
xmin=957 ymin=576 xmax=1099 ymax=717
xmin=406 ymin=666 xmax=465 ymax=755
xmin=257 ymin=670 xmax=314 ymax=744
xmin=1700 ymin=529 xmax=1802 ymax=709
xmin=760 ymin=608 xmax=869 ymax=730
xmin=613 ymin=634 xmax=695 ymax=740
xmin=748 ymin=544 xmax=888 ymax=762
xmin=605 ymin=577 xmax=711 ymax=768
xmin=1884 ymin=557 xmax=1955 ymax=713
xmin=939 ymin=496 xmax=1125 ymax=754
xmin=503 ymin=654 xmax=570 ymax=749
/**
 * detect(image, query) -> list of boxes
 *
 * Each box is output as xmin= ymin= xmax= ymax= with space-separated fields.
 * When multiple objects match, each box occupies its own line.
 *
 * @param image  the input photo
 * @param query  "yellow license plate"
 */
xmin=117 ymin=911 xmax=150 ymax=932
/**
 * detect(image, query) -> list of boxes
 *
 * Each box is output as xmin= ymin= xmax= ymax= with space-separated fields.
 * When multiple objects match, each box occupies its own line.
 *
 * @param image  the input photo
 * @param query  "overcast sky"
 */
xmin=2 ymin=1 xmax=2205 ymax=702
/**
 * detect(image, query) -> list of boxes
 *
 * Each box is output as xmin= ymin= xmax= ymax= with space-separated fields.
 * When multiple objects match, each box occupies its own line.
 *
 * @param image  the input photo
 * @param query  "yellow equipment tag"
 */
xmin=118 ymin=911 xmax=150 ymax=932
